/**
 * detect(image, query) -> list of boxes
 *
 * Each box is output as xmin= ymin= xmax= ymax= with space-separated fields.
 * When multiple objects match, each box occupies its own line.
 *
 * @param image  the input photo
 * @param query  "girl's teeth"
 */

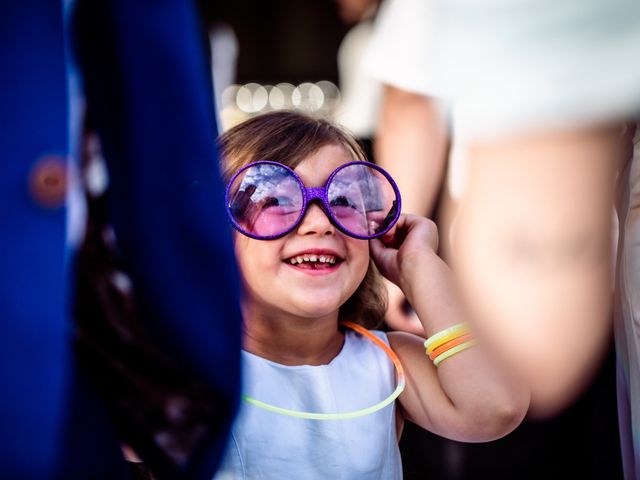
xmin=289 ymin=254 xmax=336 ymax=265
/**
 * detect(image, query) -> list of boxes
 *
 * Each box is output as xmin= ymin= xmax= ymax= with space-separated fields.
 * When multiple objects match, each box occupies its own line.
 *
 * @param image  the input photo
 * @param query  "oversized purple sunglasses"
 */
xmin=225 ymin=160 xmax=402 ymax=240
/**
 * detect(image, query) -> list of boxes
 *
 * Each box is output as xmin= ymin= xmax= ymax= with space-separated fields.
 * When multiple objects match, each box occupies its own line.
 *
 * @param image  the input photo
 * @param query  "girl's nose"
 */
xmin=296 ymin=202 xmax=335 ymax=236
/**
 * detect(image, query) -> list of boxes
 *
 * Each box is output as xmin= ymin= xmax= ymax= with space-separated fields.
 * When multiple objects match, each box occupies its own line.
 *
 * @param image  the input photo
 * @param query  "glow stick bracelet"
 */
xmin=242 ymin=321 xmax=405 ymax=420
xmin=428 ymin=333 xmax=473 ymax=360
xmin=433 ymin=339 xmax=479 ymax=367
xmin=424 ymin=322 xmax=469 ymax=353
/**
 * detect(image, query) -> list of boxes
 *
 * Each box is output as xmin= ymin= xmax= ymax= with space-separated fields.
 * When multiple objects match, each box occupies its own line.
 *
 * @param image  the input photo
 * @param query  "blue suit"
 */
xmin=0 ymin=0 xmax=241 ymax=478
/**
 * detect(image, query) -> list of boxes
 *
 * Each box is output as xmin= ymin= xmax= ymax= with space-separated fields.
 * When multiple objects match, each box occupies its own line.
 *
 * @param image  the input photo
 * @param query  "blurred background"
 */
xmin=199 ymin=0 xmax=347 ymax=128
xmin=196 ymin=0 xmax=623 ymax=478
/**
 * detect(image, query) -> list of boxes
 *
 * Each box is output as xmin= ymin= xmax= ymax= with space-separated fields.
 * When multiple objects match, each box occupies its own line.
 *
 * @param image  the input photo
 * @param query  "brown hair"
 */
xmin=218 ymin=110 xmax=387 ymax=329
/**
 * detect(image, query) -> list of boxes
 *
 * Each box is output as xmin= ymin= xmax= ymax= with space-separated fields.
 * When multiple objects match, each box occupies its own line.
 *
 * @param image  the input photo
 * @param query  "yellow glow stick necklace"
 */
xmin=242 ymin=321 xmax=406 ymax=420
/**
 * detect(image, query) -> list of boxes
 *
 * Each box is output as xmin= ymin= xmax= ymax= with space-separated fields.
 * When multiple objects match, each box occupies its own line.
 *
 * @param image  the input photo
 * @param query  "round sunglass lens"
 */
xmin=327 ymin=163 xmax=399 ymax=238
xmin=227 ymin=163 xmax=304 ymax=238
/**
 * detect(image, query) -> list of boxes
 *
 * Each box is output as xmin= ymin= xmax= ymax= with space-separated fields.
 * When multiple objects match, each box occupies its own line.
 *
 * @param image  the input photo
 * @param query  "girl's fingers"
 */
xmin=397 ymin=214 xmax=439 ymax=252
xmin=381 ymin=214 xmax=436 ymax=250
xmin=369 ymin=237 xmax=392 ymax=265
xmin=371 ymin=214 xmax=440 ymax=285
xmin=370 ymin=238 xmax=399 ymax=284
xmin=379 ymin=215 xmax=410 ymax=248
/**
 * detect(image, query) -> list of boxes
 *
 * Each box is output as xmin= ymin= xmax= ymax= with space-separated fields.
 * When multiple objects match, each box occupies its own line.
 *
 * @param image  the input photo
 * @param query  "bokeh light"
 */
xmin=217 ymin=80 xmax=341 ymax=130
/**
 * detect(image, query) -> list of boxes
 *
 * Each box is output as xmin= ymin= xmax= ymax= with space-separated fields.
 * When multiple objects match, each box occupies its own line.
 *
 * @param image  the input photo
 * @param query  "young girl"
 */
xmin=214 ymin=110 xmax=529 ymax=479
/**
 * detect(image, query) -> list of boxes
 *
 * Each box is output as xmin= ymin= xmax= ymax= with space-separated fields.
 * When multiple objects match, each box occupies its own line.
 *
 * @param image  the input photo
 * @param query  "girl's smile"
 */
xmin=284 ymin=248 xmax=342 ymax=274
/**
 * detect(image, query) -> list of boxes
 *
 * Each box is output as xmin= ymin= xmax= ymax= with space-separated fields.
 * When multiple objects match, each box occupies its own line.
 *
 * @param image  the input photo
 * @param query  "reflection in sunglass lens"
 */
xmin=228 ymin=164 xmax=303 ymax=238
xmin=328 ymin=164 xmax=398 ymax=237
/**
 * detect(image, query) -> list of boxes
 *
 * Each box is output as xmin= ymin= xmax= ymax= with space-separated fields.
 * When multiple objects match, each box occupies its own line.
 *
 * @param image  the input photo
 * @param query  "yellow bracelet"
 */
xmin=425 ymin=329 xmax=471 ymax=355
xmin=424 ymin=322 xmax=470 ymax=353
xmin=433 ymin=339 xmax=479 ymax=367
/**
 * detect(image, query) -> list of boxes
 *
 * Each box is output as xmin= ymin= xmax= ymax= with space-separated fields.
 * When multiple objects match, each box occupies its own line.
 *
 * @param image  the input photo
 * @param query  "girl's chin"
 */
xmin=292 ymin=305 xmax=342 ymax=319
xmin=285 ymin=298 xmax=344 ymax=318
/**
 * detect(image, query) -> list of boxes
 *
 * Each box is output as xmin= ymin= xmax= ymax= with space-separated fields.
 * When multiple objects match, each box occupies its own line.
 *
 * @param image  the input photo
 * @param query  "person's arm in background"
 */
xmin=369 ymin=0 xmax=640 ymax=426
xmin=363 ymin=0 xmax=450 ymax=334
xmin=376 ymin=81 xmax=622 ymax=417
xmin=454 ymin=124 xmax=621 ymax=416
xmin=374 ymin=84 xmax=449 ymax=334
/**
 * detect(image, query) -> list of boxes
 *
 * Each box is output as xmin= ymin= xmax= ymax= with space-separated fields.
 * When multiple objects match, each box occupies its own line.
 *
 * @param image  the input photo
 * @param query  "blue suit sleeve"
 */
xmin=71 ymin=0 xmax=242 ymax=477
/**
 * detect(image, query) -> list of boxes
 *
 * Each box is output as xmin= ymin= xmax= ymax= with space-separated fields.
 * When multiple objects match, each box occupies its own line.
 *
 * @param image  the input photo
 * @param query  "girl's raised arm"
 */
xmin=370 ymin=214 xmax=530 ymax=441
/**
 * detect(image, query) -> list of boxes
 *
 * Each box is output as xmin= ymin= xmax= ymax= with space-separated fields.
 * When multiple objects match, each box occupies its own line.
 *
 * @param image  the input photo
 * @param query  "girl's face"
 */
xmin=234 ymin=144 xmax=370 ymax=321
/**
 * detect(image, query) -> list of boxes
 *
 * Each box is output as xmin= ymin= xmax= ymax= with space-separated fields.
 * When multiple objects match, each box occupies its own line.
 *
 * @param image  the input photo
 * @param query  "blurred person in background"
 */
xmin=333 ymin=0 xmax=382 ymax=161
xmin=0 ymin=0 xmax=241 ymax=478
xmin=365 ymin=0 xmax=639 ymax=477
xmin=336 ymin=0 xmax=447 ymax=338
xmin=366 ymin=0 xmax=639 ymax=419
xmin=364 ymin=0 xmax=449 ymax=336
xmin=428 ymin=4 xmax=639 ymax=477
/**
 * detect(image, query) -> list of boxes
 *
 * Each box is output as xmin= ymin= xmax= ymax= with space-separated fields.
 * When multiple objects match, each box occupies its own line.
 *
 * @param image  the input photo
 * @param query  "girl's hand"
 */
xmin=370 ymin=214 xmax=439 ymax=290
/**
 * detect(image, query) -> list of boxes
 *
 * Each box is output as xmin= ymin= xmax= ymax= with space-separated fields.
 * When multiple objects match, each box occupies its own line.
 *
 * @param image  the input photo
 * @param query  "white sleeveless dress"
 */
xmin=214 ymin=330 xmax=403 ymax=479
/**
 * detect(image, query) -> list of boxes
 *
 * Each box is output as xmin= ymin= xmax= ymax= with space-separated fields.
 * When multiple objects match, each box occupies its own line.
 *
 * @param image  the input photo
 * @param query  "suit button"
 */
xmin=29 ymin=156 xmax=67 ymax=208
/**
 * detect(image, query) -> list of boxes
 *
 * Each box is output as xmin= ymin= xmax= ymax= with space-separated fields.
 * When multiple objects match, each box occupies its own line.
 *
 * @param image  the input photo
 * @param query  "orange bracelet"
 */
xmin=428 ymin=333 xmax=473 ymax=361
xmin=425 ymin=324 xmax=470 ymax=354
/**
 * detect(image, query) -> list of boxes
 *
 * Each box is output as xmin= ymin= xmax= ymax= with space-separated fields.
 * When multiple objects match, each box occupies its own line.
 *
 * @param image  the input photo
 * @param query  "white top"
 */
xmin=214 ymin=330 xmax=403 ymax=480
xmin=431 ymin=0 xmax=640 ymax=139
xmin=365 ymin=0 xmax=640 ymax=139
xmin=364 ymin=0 xmax=439 ymax=98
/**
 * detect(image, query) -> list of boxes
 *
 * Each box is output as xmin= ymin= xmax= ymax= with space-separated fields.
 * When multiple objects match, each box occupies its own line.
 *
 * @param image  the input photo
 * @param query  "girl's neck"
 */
xmin=241 ymin=306 xmax=345 ymax=366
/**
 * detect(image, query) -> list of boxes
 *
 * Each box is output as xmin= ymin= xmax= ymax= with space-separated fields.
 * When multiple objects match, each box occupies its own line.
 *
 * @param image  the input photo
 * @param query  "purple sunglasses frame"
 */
xmin=225 ymin=160 xmax=402 ymax=240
